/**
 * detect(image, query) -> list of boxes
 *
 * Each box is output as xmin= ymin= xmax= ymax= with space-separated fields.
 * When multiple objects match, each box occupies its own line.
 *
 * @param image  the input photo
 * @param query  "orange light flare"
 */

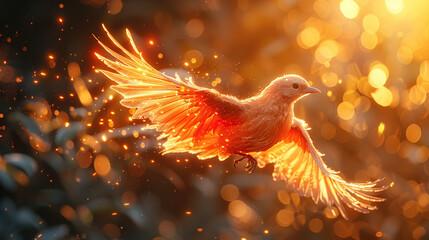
xmin=148 ymin=40 xmax=154 ymax=45
xmin=185 ymin=211 xmax=192 ymax=215
xmin=112 ymin=212 xmax=118 ymax=216
xmin=123 ymin=203 xmax=130 ymax=206
xmin=123 ymin=144 xmax=128 ymax=150
xmin=58 ymin=17 xmax=63 ymax=23
xmin=59 ymin=95 xmax=64 ymax=100
xmin=101 ymin=134 xmax=107 ymax=142
xmin=40 ymin=72 xmax=46 ymax=76
xmin=208 ymin=164 xmax=213 ymax=168
xmin=176 ymin=159 xmax=181 ymax=163
xmin=48 ymin=55 xmax=54 ymax=60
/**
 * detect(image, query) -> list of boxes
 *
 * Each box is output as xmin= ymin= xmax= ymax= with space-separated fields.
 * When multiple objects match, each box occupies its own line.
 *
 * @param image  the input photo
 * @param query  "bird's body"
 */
xmin=225 ymin=87 xmax=293 ymax=154
xmin=95 ymin=25 xmax=388 ymax=219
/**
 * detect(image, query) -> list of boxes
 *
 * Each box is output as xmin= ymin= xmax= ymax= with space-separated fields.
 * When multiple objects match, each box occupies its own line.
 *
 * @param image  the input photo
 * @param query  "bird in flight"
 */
xmin=94 ymin=25 xmax=388 ymax=219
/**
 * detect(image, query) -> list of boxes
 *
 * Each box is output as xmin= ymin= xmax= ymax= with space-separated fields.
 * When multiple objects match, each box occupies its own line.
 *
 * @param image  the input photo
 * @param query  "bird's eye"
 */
xmin=292 ymin=83 xmax=299 ymax=89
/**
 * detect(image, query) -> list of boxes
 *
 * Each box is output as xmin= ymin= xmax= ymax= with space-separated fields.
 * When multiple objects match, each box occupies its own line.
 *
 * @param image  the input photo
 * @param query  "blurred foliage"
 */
xmin=1 ymin=0 xmax=429 ymax=239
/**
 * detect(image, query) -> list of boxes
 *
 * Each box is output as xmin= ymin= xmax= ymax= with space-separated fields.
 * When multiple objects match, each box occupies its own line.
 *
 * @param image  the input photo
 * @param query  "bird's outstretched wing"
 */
xmin=95 ymin=25 xmax=243 ymax=160
xmin=254 ymin=118 xmax=388 ymax=219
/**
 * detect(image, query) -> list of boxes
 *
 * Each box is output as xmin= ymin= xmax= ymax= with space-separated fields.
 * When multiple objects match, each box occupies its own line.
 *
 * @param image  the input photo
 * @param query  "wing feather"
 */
xmin=253 ymin=118 xmax=388 ymax=219
xmin=96 ymin=26 xmax=243 ymax=160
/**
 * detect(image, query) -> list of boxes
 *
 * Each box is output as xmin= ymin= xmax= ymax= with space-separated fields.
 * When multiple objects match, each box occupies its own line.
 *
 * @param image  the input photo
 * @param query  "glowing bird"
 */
xmin=95 ymin=25 xmax=388 ymax=219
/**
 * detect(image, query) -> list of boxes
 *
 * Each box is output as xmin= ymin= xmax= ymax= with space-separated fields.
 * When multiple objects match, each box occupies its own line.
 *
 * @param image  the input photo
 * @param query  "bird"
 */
xmin=94 ymin=25 xmax=388 ymax=219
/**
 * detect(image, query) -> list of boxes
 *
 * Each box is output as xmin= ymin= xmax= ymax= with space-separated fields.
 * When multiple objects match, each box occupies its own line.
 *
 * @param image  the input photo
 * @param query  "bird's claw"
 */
xmin=234 ymin=153 xmax=257 ymax=174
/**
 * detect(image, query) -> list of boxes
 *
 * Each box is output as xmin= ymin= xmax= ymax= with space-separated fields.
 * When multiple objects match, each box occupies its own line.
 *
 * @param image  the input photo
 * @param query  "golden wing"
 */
xmin=95 ymin=25 xmax=243 ymax=160
xmin=254 ymin=118 xmax=388 ymax=219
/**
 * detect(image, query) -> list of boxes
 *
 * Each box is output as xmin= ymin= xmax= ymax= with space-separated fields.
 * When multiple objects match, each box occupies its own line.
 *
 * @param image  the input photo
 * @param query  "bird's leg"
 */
xmin=234 ymin=153 xmax=257 ymax=174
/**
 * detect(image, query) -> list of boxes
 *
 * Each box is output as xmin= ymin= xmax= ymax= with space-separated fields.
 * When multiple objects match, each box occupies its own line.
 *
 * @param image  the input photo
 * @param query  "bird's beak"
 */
xmin=303 ymin=86 xmax=321 ymax=94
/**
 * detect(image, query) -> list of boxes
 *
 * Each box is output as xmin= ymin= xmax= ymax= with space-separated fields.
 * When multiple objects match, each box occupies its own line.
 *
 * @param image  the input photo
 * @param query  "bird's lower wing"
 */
xmin=253 ymin=118 xmax=388 ymax=219
xmin=95 ymin=25 xmax=243 ymax=160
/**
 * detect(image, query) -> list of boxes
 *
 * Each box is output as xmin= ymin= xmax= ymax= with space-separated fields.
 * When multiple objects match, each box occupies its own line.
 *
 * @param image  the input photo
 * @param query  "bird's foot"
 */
xmin=234 ymin=153 xmax=257 ymax=174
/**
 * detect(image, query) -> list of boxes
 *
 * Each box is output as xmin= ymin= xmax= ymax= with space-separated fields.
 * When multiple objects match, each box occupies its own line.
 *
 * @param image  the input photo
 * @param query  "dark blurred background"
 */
xmin=1 ymin=0 xmax=428 ymax=239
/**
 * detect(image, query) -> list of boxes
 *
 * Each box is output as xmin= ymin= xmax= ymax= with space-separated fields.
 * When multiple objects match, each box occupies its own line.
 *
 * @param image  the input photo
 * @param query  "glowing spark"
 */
xmin=184 ymin=62 xmax=189 ymax=66
xmin=112 ymin=212 xmax=117 ymax=216
xmin=197 ymin=228 xmax=203 ymax=232
xmin=264 ymin=230 xmax=269 ymax=234
xmin=149 ymin=40 xmax=154 ymax=45
xmin=214 ymin=55 xmax=218 ymax=59
xmin=102 ymin=135 xmax=107 ymax=142
xmin=185 ymin=211 xmax=191 ymax=215
xmin=40 ymin=72 xmax=46 ymax=76
xmin=58 ymin=18 xmax=63 ymax=23
xmin=123 ymin=144 xmax=128 ymax=150
xmin=65 ymin=122 xmax=70 ymax=127
xmin=48 ymin=55 xmax=54 ymax=59
xmin=123 ymin=203 xmax=130 ymax=206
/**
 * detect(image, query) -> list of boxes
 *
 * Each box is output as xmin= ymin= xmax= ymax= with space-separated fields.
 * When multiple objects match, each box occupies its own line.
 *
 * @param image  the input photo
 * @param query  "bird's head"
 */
xmin=266 ymin=74 xmax=321 ymax=103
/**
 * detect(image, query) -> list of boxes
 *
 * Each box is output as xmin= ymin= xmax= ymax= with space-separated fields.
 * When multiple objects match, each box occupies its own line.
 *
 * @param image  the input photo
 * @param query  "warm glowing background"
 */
xmin=0 ymin=0 xmax=428 ymax=239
